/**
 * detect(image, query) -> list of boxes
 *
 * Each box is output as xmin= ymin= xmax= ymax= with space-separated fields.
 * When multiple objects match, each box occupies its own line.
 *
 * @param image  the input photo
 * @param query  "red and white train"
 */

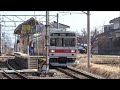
xmin=32 ymin=29 xmax=77 ymax=66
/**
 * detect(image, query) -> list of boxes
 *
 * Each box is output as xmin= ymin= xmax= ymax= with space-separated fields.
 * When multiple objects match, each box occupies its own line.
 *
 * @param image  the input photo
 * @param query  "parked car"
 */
xmin=78 ymin=46 xmax=87 ymax=54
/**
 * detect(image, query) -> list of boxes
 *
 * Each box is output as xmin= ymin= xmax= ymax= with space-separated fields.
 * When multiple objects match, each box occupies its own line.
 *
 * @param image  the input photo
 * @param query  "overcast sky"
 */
xmin=0 ymin=11 xmax=120 ymax=47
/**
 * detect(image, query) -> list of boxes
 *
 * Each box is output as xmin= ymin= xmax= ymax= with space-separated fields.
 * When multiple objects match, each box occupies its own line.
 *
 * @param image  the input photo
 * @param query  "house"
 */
xmin=31 ymin=21 xmax=70 ymax=32
xmin=50 ymin=21 xmax=70 ymax=31
xmin=109 ymin=17 xmax=120 ymax=29
xmin=92 ymin=17 xmax=120 ymax=55
xmin=14 ymin=17 xmax=39 ymax=53
xmin=104 ymin=24 xmax=113 ymax=32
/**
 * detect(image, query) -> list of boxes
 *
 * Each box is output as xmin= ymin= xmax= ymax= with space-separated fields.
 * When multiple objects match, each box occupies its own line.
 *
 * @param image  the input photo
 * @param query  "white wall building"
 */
xmin=109 ymin=17 xmax=120 ymax=30
xmin=104 ymin=17 xmax=120 ymax=32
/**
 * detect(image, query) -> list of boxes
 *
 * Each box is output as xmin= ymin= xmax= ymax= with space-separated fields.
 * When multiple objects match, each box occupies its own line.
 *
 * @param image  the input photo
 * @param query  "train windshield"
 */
xmin=50 ymin=38 xmax=76 ymax=47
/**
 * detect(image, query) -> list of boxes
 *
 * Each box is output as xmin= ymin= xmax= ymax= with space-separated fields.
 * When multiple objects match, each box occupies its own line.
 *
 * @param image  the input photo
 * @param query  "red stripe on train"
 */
xmin=56 ymin=49 xmax=71 ymax=53
xmin=49 ymin=49 xmax=76 ymax=53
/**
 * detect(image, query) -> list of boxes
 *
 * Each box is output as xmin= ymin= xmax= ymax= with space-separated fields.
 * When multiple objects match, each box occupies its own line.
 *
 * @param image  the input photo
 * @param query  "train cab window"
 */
xmin=60 ymin=33 xmax=66 ymax=36
xmin=66 ymin=33 xmax=75 ymax=36
xmin=50 ymin=38 xmax=63 ymax=47
xmin=56 ymin=38 xmax=62 ymax=46
xmin=51 ymin=33 xmax=59 ymax=36
xmin=63 ymin=38 xmax=75 ymax=47
xmin=50 ymin=38 xmax=56 ymax=46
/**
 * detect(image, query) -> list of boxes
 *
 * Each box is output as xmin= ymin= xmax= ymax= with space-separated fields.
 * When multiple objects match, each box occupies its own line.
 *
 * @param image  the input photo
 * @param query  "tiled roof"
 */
xmin=14 ymin=17 xmax=39 ymax=34
xmin=50 ymin=21 xmax=70 ymax=28
xmin=109 ymin=17 xmax=120 ymax=23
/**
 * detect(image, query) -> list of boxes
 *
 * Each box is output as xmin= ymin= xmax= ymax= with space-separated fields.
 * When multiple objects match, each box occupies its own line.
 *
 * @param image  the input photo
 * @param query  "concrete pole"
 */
xmin=0 ymin=11 xmax=1 ymax=55
xmin=46 ymin=11 xmax=49 ymax=73
xmin=15 ymin=34 xmax=17 ymax=52
xmin=57 ymin=13 xmax=59 ymax=29
xmin=87 ymin=11 xmax=91 ymax=69
xmin=119 ymin=11 xmax=120 ymax=28
xmin=0 ymin=24 xmax=1 ymax=56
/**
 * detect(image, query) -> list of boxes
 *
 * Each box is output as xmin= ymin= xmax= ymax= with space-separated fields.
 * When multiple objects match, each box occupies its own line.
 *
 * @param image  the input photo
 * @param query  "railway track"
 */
xmin=0 ymin=68 xmax=28 ymax=79
xmin=56 ymin=67 xmax=105 ymax=79
xmin=0 ymin=59 xmax=29 ymax=79
xmin=0 ymin=72 xmax=10 ymax=79
xmin=6 ymin=59 xmax=29 ymax=79
xmin=0 ymin=52 xmax=28 ymax=79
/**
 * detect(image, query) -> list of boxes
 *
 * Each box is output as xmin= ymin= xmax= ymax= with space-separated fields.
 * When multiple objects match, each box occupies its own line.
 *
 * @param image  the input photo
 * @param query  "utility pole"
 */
xmin=0 ymin=11 xmax=1 ymax=55
xmin=2 ymin=32 xmax=5 ymax=54
xmin=119 ymin=11 xmax=120 ymax=28
xmin=87 ymin=11 xmax=91 ymax=69
xmin=57 ymin=13 xmax=59 ymax=29
xmin=15 ymin=34 xmax=17 ymax=52
xmin=46 ymin=11 xmax=49 ymax=73
xmin=0 ymin=24 xmax=1 ymax=56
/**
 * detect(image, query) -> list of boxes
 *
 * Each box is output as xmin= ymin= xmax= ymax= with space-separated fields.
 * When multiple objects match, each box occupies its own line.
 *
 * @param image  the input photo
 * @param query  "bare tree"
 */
xmin=76 ymin=27 xmax=105 ymax=52
xmin=91 ymin=27 xmax=100 ymax=46
xmin=76 ymin=30 xmax=82 ymax=45
xmin=81 ymin=28 xmax=87 ymax=46
xmin=91 ymin=27 xmax=108 ymax=52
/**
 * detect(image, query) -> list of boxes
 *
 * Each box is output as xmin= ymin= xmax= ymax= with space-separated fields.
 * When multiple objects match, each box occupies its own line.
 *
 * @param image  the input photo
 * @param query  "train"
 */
xmin=29 ymin=28 xmax=77 ymax=67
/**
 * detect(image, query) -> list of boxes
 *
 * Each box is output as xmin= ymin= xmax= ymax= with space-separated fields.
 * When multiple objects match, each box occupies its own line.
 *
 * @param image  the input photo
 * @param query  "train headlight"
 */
xmin=50 ymin=49 xmax=55 ymax=53
xmin=71 ymin=50 xmax=75 ymax=53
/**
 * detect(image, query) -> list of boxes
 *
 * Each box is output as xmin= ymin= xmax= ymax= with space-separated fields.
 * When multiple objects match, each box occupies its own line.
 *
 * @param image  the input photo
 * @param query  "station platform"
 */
xmin=0 ymin=69 xmax=38 ymax=73
xmin=0 ymin=56 xmax=15 ymax=61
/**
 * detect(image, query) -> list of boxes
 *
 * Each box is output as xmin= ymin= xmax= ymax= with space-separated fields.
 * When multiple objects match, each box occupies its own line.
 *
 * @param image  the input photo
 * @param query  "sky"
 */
xmin=0 ymin=11 xmax=120 ymax=47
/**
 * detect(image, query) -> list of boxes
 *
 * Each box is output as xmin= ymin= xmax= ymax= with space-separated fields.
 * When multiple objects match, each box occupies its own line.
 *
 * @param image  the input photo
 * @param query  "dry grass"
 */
xmin=74 ymin=54 xmax=120 ymax=79
xmin=76 ymin=54 xmax=120 ymax=64
xmin=73 ymin=63 xmax=120 ymax=78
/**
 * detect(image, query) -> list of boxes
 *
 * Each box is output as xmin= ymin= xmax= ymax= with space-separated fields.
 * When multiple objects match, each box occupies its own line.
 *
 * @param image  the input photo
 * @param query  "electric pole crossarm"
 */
xmin=82 ymin=11 xmax=91 ymax=15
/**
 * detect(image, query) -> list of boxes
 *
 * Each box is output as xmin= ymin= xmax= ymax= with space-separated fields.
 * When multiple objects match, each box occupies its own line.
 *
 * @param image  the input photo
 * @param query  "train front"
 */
xmin=49 ymin=31 xmax=77 ymax=67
